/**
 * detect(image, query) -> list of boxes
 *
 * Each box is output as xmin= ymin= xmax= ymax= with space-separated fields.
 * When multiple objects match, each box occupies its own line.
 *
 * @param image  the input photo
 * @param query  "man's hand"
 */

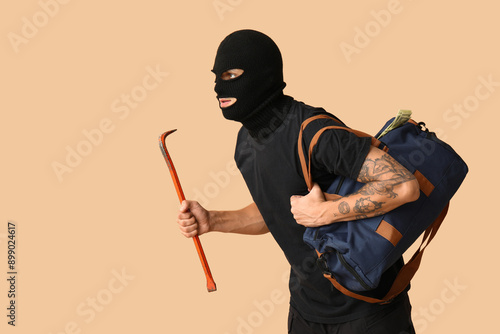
xmin=177 ymin=200 xmax=211 ymax=238
xmin=177 ymin=201 xmax=269 ymax=236
xmin=290 ymin=183 xmax=334 ymax=227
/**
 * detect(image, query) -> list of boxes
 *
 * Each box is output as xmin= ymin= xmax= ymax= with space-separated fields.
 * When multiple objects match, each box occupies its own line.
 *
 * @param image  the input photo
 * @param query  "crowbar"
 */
xmin=159 ymin=129 xmax=217 ymax=292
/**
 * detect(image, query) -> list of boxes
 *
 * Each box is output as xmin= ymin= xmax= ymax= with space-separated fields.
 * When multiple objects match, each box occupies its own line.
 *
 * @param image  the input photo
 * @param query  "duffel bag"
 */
xmin=298 ymin=111 xmax=468 ymax=304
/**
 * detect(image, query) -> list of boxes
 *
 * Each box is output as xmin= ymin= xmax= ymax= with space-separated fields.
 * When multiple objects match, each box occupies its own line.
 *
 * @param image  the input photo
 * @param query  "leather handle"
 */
xmin=297 ymin=115 xmax=380 ymax=189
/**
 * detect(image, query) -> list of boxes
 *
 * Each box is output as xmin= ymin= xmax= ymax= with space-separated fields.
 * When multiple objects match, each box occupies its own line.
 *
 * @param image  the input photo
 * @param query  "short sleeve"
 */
xmin=303 ymin=118 xmax=372 ymax=180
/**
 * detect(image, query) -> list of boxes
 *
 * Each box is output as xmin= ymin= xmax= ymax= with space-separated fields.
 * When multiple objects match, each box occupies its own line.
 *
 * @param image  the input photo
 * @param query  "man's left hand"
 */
xmin=290 ymin=183 xmax=333 ymax=227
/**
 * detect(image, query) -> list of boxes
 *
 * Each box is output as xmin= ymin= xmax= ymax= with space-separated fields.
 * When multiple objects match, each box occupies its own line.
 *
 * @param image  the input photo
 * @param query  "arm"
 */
xmin=290 ymin=146 xmax=420 ymax=227
xmin=177 ymin=201 xmax=269 ymax=238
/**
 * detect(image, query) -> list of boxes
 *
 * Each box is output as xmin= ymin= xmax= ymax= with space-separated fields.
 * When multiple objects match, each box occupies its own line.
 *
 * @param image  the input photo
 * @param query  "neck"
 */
xmin=241 ymin=91 xmax=293 ymax=139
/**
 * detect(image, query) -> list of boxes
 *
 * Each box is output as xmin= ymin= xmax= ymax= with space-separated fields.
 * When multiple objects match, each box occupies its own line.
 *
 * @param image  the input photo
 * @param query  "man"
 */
xmin=177 ymin=29 xmax=419 ymax=333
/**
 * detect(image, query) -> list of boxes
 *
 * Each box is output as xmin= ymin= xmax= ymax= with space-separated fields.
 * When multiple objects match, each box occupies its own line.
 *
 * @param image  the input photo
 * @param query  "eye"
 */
xmin=221 ymin=69 xmax=244 ymax=81
xmin=221 ymin=72 xmax=236 ymax=80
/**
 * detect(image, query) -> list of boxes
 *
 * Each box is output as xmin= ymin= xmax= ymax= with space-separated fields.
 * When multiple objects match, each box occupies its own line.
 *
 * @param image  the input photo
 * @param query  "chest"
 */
xmin=235 ymin=131 xmax=308 ymax=200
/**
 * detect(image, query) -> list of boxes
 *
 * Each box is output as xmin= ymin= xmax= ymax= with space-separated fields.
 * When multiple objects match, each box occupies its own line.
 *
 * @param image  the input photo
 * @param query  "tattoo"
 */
xmin=357 ymin=153 xmax=414 ymax=199
xmin=338 ymin=201 xmax=350 ymax=214
xmin=330 ymin=152 xmax=414 ymax=221
xmin=353 ymin=197 xmax=384 ymax=214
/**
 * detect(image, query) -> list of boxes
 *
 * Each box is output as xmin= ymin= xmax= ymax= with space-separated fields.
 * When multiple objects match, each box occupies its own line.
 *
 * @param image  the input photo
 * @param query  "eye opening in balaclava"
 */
xmin=216 ymin=68 xmax=244 ymax=82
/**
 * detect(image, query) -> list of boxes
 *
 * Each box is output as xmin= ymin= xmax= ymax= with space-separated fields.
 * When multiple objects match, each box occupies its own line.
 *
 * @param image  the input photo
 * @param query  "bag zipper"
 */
xmin=334 ymin=176 xmax=345 ymax=194
xmin=319 ymin=164 xmax=371 ymax=290
xmin=336 ymin=251 xmax=372 ymax=290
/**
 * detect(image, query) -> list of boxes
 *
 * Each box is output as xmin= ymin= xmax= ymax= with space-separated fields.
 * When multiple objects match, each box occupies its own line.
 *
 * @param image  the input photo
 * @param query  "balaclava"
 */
xmin=212 ymin=30 xmax=287 ymax=130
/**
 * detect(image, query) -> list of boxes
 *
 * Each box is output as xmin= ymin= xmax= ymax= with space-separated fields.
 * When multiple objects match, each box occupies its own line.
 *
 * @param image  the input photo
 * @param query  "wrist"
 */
xmin=208 ymin=210 xmax=235 ymax=233
xmin=207 ymin=210 xmax=219 ymax=233
xmin=320 ymin=200 xmax=336 ymax=225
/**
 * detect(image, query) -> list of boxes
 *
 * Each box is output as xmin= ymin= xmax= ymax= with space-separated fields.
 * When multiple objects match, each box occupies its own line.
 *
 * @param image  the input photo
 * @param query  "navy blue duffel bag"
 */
xmin=298 ymin=112 xmax=468 ymax=304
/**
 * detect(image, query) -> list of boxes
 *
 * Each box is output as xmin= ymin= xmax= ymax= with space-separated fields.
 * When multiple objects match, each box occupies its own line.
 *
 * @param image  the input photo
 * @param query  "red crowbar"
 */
xmin=159 ymin=129 xmax=217 ymax=292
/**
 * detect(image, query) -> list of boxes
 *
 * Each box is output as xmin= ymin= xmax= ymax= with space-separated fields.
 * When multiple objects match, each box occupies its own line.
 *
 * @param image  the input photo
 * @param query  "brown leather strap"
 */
xmin=297 ymin=115 xmax=340 ymax=188
xmin=317 ymin=203 xmax=449 ymax=304
xmin=375 ymin=220 xmax=403 ymax=247
xmin=414 ymin=170 xmax=435 ymax=197
xmin=297 ymin=115 xmax=380 ymax=189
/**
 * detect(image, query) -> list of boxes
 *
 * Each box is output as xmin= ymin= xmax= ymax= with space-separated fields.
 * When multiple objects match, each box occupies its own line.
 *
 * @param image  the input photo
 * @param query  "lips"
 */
xmin=219 ymin=98 xmax=234 ymax=108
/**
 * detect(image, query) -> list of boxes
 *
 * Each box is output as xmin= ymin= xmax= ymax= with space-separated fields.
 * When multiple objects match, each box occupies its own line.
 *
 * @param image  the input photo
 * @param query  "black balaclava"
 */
xmin=212 ymin=30 xmax=288 ymax=134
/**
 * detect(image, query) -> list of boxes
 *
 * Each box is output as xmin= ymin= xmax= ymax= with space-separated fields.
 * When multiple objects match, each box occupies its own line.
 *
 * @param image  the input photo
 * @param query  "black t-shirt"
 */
xmin=234 ymin=98 xmax=408 ymax=324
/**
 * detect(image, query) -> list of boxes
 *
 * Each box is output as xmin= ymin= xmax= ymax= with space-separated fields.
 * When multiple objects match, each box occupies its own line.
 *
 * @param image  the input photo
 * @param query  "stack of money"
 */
xmin=377 ymin=109 xmax=412 ymax=139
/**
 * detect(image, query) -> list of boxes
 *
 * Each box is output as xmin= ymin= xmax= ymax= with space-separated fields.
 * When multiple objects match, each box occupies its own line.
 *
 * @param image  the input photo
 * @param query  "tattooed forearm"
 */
xmin=323 ymin=147 xmax=418 ymax=224
xmin=356 ymin=153 xmax=414 ymax=199
xmin=353 ymin=197 xmax=384 ymax=214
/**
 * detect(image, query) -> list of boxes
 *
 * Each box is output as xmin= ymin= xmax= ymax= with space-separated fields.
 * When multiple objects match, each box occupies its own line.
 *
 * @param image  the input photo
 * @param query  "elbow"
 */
xmin=401 ymin=177 xmax=420 ymax=204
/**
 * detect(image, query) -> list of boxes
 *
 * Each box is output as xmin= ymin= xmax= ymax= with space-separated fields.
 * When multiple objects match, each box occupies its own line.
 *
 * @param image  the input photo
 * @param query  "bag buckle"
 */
xmin=316 ymin=253 xmax=332 ymax=276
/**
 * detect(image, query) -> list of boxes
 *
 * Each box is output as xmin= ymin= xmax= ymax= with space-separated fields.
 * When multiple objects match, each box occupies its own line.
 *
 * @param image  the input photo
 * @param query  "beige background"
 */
xmin=1 ymin=1 xmax=498 ymax=333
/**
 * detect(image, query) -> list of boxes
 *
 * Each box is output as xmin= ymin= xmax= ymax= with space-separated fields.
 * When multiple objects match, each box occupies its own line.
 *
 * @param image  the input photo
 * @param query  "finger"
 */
xmin=178 ymin=217 xmax=196 ymax=228
xmin=292 ymin=214 xmax=304 ymax=226
xmin=181 ymin=229 xmax=198 ymax=238
xmin=180 ymin=200 xmax=197 ymax=213
xmin=178 ymin=212 xmax=194 ymax=220
xmin=310 ymin=183 xmax=326 ymax=200
xmin=310 ymin=183 xmax=322 ymax=195
xmin=179 ymin=221 xmax=199 ymax=238
xmin=180 ymin=222 xmax=198 ymax=234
